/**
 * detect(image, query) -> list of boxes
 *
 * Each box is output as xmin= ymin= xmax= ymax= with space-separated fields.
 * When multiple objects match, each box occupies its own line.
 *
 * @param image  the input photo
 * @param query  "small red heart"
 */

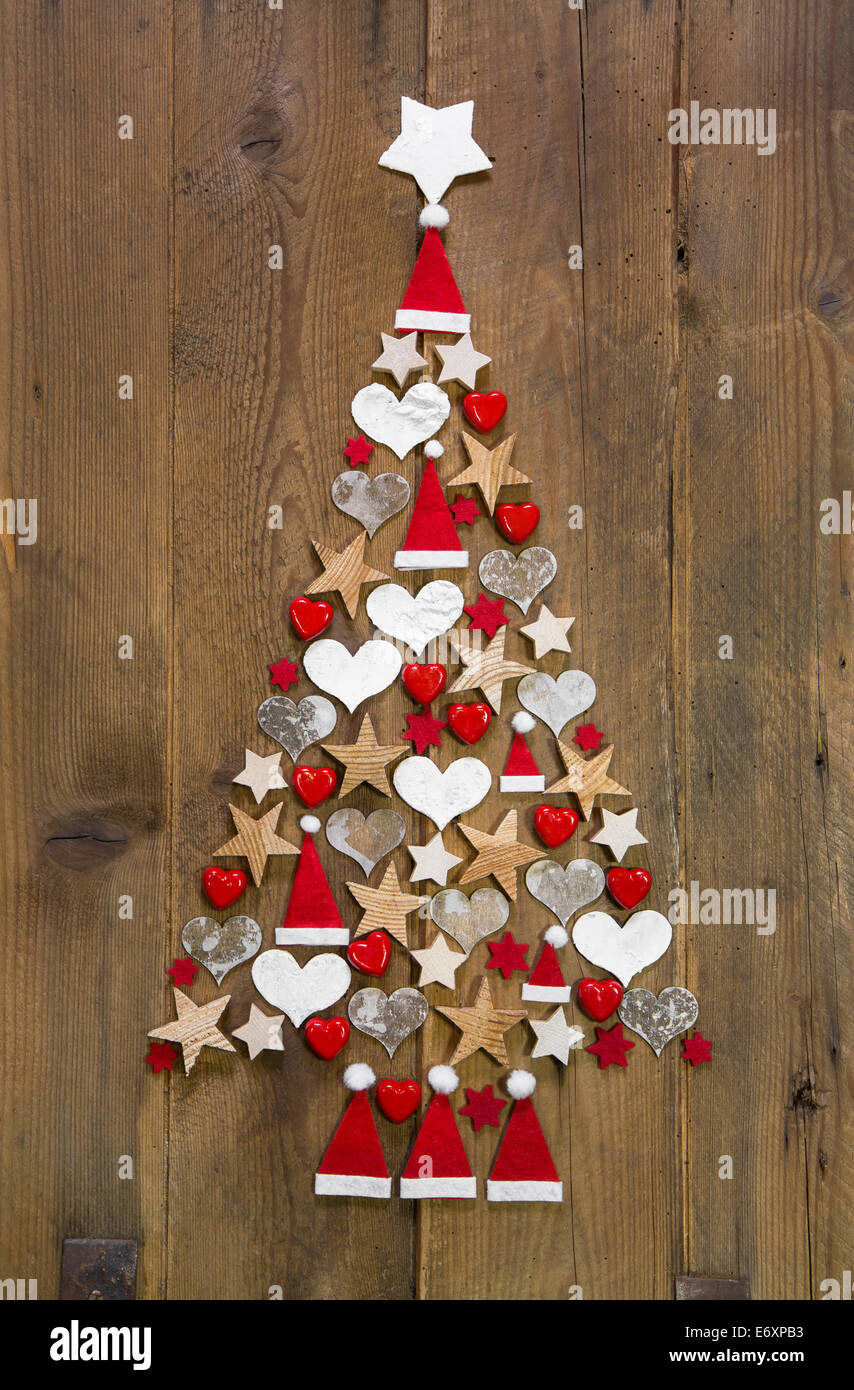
xmin=201 ymin=866 xmax=247 ymax=910
xmin=463 ymin=390 xmax=507 ymax=433
xmin=305 ymin=1016 xmax=350 ymax=1060
xmin=496 ymin=502 xmax=540 ymax=545
xmin=533 ymin=805 xmax=579 ymax=848
xmin=606 ymin=866 xmax=652 ymax=910
xmin=289 ymin=595 xmax=333 ymax=640
xmin=577 ymin=978 xmax=624 ymax=1022
xmin=292 ymin=765 xmax=337 ymax=808
xmin=402 ymin=662 xmax=447 ymax=705
xmin=346 ymin=930 xmax=392 ymax=978
xmin=447 ymin=701 xmax=492 ymax=744
xmin=376 ymin=1078 xmax=422 ymax=1123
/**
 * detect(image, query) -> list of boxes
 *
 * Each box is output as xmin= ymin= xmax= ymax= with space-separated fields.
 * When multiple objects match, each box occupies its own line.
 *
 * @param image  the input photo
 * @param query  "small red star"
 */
xmin=145 ymin=1040 xmax=178 ymax=1074
xmin=268 ymin=657 xmax=299 ymax=691
xmin=167 ymin=957 xmax=199 ymax=987
xmin=586 ymin=1021 xmax=635 ymax=1069
xmin=402 ymin=709 xmax=446 ymax=754
xmin=574 ymin=723 xmax=604 ymax=751
xmin=464 ymin=593 xmax=510 ymax=639
xmin=343 ymin=434 xmax=374 ymax=467
xmin=459 ymin=1084 xmax=507 ymax=1133
xmin=682 ymin=1032 xmax=713 ymax=1067
xmin=486 ymin=931 xmax=530 ymax=980
xmin=450 ymin=494 xmax=482 ymax=526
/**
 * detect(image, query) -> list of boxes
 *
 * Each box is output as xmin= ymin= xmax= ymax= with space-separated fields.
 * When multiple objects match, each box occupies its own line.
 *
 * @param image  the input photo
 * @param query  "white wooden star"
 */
xmin=232 ymin=748 xmax=286 ymax=803
xmin=372 ymin=331 xmax=428 ymax=388
xmin=588 ymin=807 xmax=648 ymax=862
xmin=529 ymin=1007 xmax=585 ymax=1065
xmin=378 ymin=97 xmax=492 ymax=204
xmin=519 ymin=605 xmax=575 ymax=659
xmin=231 ymin=1003 xmax=285 ymax=1061
xmin=407 ymin=831 xmax=463 ymax=887
xmin=434 ymin=334 xmax=491 ymax=389
xmin=409 ymin=931 xmax=467 ymax=989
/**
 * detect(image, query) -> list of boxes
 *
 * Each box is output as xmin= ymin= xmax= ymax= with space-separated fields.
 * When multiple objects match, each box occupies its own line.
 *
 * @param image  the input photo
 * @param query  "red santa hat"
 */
xmin=395 ymin=226 xmax=470 ymax=334
xmin=521 ymin=926 xmax=570 ymax=1003
xmin=394 ymin=448 xmax=468 ymax=570
xmin=487 ymin=1071 xmax=563 ymax=1203
xmin=315 ymin=1064 xmax=391 ymax=1198
xmin=499 ymin=712 xmax=544 ymax=792
xmin=400 ymin=1066 xmax=476 ymax=1199
xmin=275 ymin=815 xmax=349 ymax=946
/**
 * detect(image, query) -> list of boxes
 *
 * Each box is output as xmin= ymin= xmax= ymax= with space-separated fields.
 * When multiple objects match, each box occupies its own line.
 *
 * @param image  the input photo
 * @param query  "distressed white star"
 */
xmin=378 ymin=97 xmax=493 ymax=204
xmin=588 ymin=807 xmax=648 ymax=862
xmin=519 ymin=605 xmax=575 ymax=659
xmin=434 ymin=334 xmax=491 ymax=390
xmin=409 ymin=931 xmax=467 ymax=990
xmin=372 ymin=331 xmax=428 ymax=389
xmin=231 ymin=1003 xmax=285 ymax=1061
xmin=232 ymin=748 xmax=286 ymax=803
xmin=407 ymin=831 xmax=462 ymax=887
xmin=529 ymin=1007 xmax=585 ymax=1065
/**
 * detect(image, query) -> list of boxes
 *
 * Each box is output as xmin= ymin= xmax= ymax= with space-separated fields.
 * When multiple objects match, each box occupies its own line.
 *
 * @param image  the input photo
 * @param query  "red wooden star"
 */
xmin=682 ymin=1032 xmax=713 ymax=1067
xmin=145 ymin=1040 xmax=178 ymax=1074
xmin=486 ymin=930 xmax=530 ymax=980
xmin=167 ymin=957 xmax=199 ymax=987
xmin=402 ymin=709 xmax=446 ymax=754
xmin=586 ymin=1021 xmax=635 ymax=1069
xmin=459 ymin=1084 xmax=507 ymax=1133
xmin=464 ymin=593 xmax=510 ymax=639
xmin=268 ymin=657 xmax=299 ymax=691
xmin=343 ymin=434 xmax=374 ymax=467
xmin=450 ymin=494 xmax=482 ymax=526
xmin=574 ymin=723 xmax=604 ymax=751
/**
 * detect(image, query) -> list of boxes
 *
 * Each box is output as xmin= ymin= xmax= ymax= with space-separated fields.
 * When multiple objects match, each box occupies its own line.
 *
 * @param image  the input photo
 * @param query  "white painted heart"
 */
xmin=351 ymin=382 xmax=451 ymax=460
xmin=571 ymin=909 xmax=672 ymax=989
xmin=393 ymin=755 xmax=491 ymax=831
xmin=303 ymin=638 xmax=402 ymax=714
xmin=516 ymin=668 xmax=597 ymax=738
xmin=251 ymin=950 xmax=351 ymax=1029
xmin=366 ymin=580 xmax=464 ymax=657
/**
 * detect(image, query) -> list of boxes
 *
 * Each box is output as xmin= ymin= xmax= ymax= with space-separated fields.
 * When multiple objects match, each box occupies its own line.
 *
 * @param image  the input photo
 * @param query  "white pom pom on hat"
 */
xmin=427 ymin=1064 xmax=459 ymax=1095
xmin=424 ymin=440 xmax=444 ymax=459
xmin=511 ymin=711 xmax=536 ymax=734
xmin=300 ymin=814 xmax=321 ymax=834
xmin=544 ymin=925 xmax=569 ymax=949
xmin=506 ymin=1070 xmax=537 ymax=1101
xmin=343 ymin=1063 xmax=376 ymax=1092
xmin=419 ymin=203 xmax=450 ymax=229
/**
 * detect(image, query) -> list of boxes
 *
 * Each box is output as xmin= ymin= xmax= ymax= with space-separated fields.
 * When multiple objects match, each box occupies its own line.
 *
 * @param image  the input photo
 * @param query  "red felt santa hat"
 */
xmin=487 ymin=1071 xmax=563 ymax=1203
xmin=275 ymin=815 xmax=349 ymax=946
xmin=315 ymin=1064 xmax=391 ymax=1199
xmin=499 ymin=711 xmax=544 ymax=792
xmin=394 ymin=446 xmax=468 ymax=570
xmin=522 ymin=926 xmax=570 ymax=1003
xmin=400 ymin=1066 xmax=476 ymax=1199
xmin=395 ymin=224 xmax=470 ymax=334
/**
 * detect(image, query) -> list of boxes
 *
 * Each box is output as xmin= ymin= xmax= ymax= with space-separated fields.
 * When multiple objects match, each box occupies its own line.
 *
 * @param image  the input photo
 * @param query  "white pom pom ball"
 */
xmin=424 ymin=440 xmax=444 ymax=459
xmin=506 ymin=1070 xmax=537 ymax=1101
xmin=300 ymin=814 xmax=321 ymax=834
xmin=343 ymin=1063 xmax=375 ymax=1092
xmin=419 ymin=203 xmax=450 ymax=229
xmin=545 ymin=925 xmax=569 ymax=950
xmin=511 ymin=711 xmax=536 ymax=734
xmin=427 ymin=1064 xmax=459 ymax=1095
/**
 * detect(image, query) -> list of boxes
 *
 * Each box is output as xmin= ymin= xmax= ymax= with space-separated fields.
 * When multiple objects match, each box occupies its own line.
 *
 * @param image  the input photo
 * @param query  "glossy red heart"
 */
xmin=289 ymin=595 xmax=333 ymax=640
xmin=447 ymin=701 xmax=492 ymax=744
xmin=533 ymin=805 xmax=579 ymax=848
xmin=402 ymin=662 xmax=447 ymax=705
xmin=376 ymin=1078 xmax=422 ymax=1123
xmin=201 ymin=866 xmax=247 ymax=910
xmin=305 ymin=1016 xmax=350 ymax=1060
xmin=577 ymin=978 xmax=624 ymax=1023
xmin=463 ymin=390 xmax=507 ymax=433
xmin=606 ymin=866 xmax=652 ymax=910
xmin=346 ymin=930 xmax=392 ymax=978
xmin=495 ymin=502 xmax=540 ymax=545
xmin=292 ymin=765 xmax=337 ymax=807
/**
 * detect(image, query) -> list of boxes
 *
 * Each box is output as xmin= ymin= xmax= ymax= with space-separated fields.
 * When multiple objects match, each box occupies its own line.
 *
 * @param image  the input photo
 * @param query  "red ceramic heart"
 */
xmin=346 ymin=930 xmax=392 ymax=978
xmin=447 ymin=701 xmax=492 ymax=744
xmin=533 ymin=805 xmax=579 ymax=848
xmin=463 ymin=390 xmax=507 ymax=433
xmin=495 ymin=502 xmax=540 ymax=544
xmin=376 ymin=1078 xmax=422 ymax=1123
xmin=606 ymin=866 xmax=652 ymax=910
xmin=289 ymin=595 xmax=333 ymax=640
xmin=201 ymin=866 xmax=247 ymax=910
xmin=292 ymin=765 xmax=337 ymax=808
xmin=402 ymin=662 xmax=447 ymax=705
xmin=577 ymin=978 xmax=624 ymax=1023
xmin=305 ymin=1015 xmax=350 ymax=1060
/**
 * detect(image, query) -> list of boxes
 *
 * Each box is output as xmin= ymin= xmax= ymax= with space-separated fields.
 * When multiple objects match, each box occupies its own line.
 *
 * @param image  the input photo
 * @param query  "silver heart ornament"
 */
xmin=516 ymin=668 xmax=596 ymax=738
xmin=525 ymin=858 xmax=605 ymax=926
xmin=618 ymin=986 xmax=699 ymax=1056
xmin=257 ymin=695 xmax=337 ymax=764
xmin=348 ymin=987 xmax=429 ymax=1057
xmin=429 ymin=886 xmax=510 ymax=957
xmin=181 ymin=914 xmax=262 ymax=985
xmin=331 ymin=471 xmax=410 ymax=538
xmin=325 ymin=808 xmax=406 ymax=877
xmin=478 ymin=547 xmax=557 ymax=615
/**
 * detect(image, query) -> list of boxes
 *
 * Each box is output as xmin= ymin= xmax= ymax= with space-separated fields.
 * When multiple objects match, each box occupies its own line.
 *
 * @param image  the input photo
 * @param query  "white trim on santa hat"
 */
xmin=400 ymin=1175 xmax=477 ymax=1199
xmin=499 ymin=773 xmax=545 ymax=792
xmin=521 ymin=980 xmax=571 ymax=1003
xmin=395 ymin=308 xmax=471 ymax=333
xmin=276 ymin=926 xmax=350 ymax=946
xmin=394 ymin=548 xmax=469 ymax=569
xmin=486 ymin=1179 xmax=563 ymax=1203
xmin=315 ymin=1173 xmax=392 ymax=1198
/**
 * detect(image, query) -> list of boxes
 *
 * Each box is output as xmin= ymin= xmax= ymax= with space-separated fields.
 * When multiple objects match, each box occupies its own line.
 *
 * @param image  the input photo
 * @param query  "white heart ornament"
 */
xmin=392 ymin=755 xmax=491 ymax=831
xmin=571 ymin=909 xmax=672 ymax=989
xmin=366 ymin=580 xmax=464 ymax=657
xmin=251 ymin=950 xmax=351 ymax=1028
xmin=303 ymin=639 xmax=402 ymax=714
xmin=351 ymin=382 xmax=451 ymax=460
xmin=517 ymin=669 xmax=597 ymax=738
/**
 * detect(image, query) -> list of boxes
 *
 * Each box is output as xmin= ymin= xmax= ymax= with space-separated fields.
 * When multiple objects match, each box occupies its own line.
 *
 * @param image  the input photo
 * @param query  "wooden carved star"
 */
xmin=447 ymin=432 xmax=531 ymax=514
xmin=231 ymin=1003 xmax=285 ymax=1061
xmin=546 ymin=739 xmax=630 ymax=821
xmin=347 ymin=861 xmax=430 ymax=947
xmin=232 ymin=748 xmax=287 ymax=803
xmin=456 ymin=809 xmax=541 ymax=899
xmin=322 ymin=715 xmax=406 ymax=797
xmin=148 ymin=988 xmax=236 ymax=1075
xmin=529 ymin=1007 xmax=585 ymax=1066
xmin=409 ymin=931 xmax=467 ymax=989
xmin=407 ymin=830 xmax=463 ymax=887
xmin=519 ymin=604 xmax=575 ymax=659
xmin=434 ymin=333 xmax=491 ymax=389
xmin=372 ymin=330 xmax=427 ymax=388
xmin=214 ymin=803 xmax=299 ymax=886
xmin=587 ymin=807 xmax=648 ymax=862
xmin=446 ymin=627 xmax=534 ymax=713
xmin=305 ymin=532 xmax=388 ymax=620
xmin=436 ymin=977 xmax=527 ymax=1066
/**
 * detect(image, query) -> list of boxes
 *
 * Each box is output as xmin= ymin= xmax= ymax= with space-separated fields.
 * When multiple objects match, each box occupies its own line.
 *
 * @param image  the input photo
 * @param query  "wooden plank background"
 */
xmin=0 ymin=0 xmax=850 ymax=1301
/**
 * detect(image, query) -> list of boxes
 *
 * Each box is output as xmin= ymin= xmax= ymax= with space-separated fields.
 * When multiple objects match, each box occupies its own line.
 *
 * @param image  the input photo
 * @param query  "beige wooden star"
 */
xmin=546 ymin=740 xmax=630 ymax=821
xmin=587 ymin=807 xmax=648 ymax=862
xmin=446 ymin=627 xmax=534 ymax=713
xmin=409 ymin=931 xmax=467 ymax=989
xmin=433 ymin=333 xmax=491 ymax=389
xmin=305 ymin=532 xmax=389 ymax=619
xmin=231 ymin=1003 xmax=285 ymax=1061
xmin=519 ymin=604 xmax=575 ymax=659
xmin=436 ymin=977 xmax=527 ymax=1066
xmin=322 ymin=715 xmax=406 ymax=797
xmin=214 ymin=802 xmax=299 ymax=886
xmin=347 ymin=861 xmax=430 ymax=947
xmin=456 ymin=809 xmax=541 ymax=899
xmin=148 ymin=987 xmax=236 ymax=1075
xmin=372 ymin=330 xmax=427 ymax=387
xmin=447 ymin=432 xmax=531 ymax=514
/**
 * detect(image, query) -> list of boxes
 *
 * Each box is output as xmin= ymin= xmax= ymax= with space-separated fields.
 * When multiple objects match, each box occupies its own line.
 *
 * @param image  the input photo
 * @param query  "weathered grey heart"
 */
xmin=331 ymin=471 xmax=410 ymax=538
xmin=525 ymin=858 xmax=605 ymax=926
xmin=181 ymin=915 xmax=262 ymax=985
xmin=325 ymin=808 xmax=406 ymax=876
xmin=516 ymin=668 xmax=597 ymax=738
xmin=257 ymin=694 xmax=337 ymax=763
xmin=617 ymin=986 xmax=699 ymax=1056
xmin=348 ymin=987 xmax=429 ymax=1057
xmin=478 ymin=547 xmax=557 ymax=615
xmin=429 ymin=886 xmax=510 ymax=957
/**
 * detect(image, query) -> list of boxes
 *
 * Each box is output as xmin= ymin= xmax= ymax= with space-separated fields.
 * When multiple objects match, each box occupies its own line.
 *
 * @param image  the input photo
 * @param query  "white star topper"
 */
xmin=378 ymin=97 xmax=492 ymax=204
